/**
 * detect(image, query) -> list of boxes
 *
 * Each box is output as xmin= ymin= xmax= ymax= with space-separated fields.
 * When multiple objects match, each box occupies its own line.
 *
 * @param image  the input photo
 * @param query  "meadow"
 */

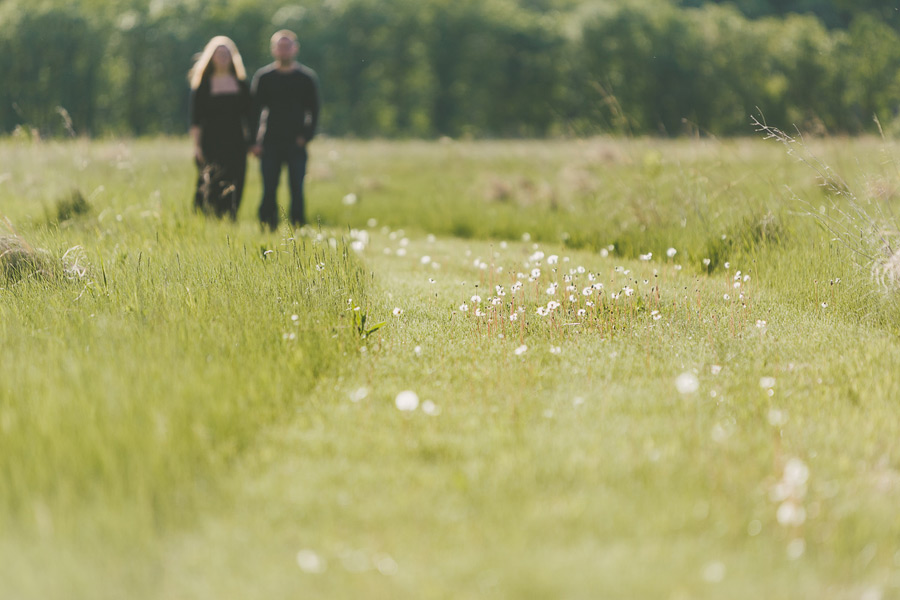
xmin=1 ymin=135 xmax=900 ymax=599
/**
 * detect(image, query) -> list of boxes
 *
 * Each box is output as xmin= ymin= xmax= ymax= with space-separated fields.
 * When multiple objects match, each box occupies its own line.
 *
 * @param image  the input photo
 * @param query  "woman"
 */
xmin=189 ymin=36 xmax=252 ymax=220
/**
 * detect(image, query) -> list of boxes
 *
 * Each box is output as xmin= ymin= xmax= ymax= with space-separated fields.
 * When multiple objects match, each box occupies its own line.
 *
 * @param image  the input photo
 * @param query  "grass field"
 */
xmin=2 ymin=136 xmax=900 ymax=599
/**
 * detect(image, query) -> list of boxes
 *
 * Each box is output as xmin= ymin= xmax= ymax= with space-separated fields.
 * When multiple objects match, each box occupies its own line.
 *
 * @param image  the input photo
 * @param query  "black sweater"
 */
xmin=251 ymin=63 xmax=320 ymax=146
xmin=190 ymin=78 xmax=252 ymax=154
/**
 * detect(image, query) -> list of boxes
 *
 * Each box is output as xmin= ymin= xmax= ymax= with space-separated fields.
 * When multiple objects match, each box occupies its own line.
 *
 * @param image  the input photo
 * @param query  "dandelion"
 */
xmin=536 ymin=306 xmax=549 ymax=316
xmin=701 ymin=562 xmax=726 ymax=583
xmin=550 ymin=346 xmax=562 ymax=355
xmin=509 ymin=313 xmax=518 ymax=322
xmin=422 ymin=400 xmax=440 ymax=416
xmin=639 ymin=252 xmax=652 ymax=261
xmin=723 ymin=294 xmax=730 ymax=301
xmin=474 ymin=308 xmax=485 ymax=317
xmin=667 ymin=247 xmax=677 ymax=258
xmin=651 ymin=310 xmax=662 ymax=321
xmin=531 ymin=268 xmax=541 ymax=279
xmin=756 ymin=319 xmax=767 ymax=328
xmin=821 ymin=302 xmax=828 ymax=309
xmin=349 ymin=387 xmax=369 ymax=403
xmin=471 ymin=295 xmax=482 ymax=304
xmin=547 ymin=300 xmax=560 ymax=310
xmin=420 ymin=255 xmax=432 ymax=265
xmin=342 ymin=192 xmax=358 ymax=205
xmin=600 ymin=248 xmax=609 ymax=257
xmin=291 ymin=314 xmax=299 ymax=322
xmin=767 ymin=408 xmax=788 ymax=426
xmin=514 ymin=344 xmax=528 ymax=356
xmin=702 ymin=258 xmax=711 ymax=267
xmin=675 ymin=372 xmax=700 ymax=394
xmin=547 ymin=254 xmax=559 ymax=265
xmin=396 ymin=248 xmax=407 ymax=257
xmin=577 ymin=309 xmax=586 ymax=317
xmin=724 ymin=261 xmax=731 ymax=269
xmin=624 ymin=286 xmax=634 ymax=297
xmin=459 ymin=303 xmax=469 ymax=312
xmin=296 ymin=549 xmax=327 ymax=573
xmin=315 ymin=262 xmax=325 ymax=271
xmin=546 ymin=285 xmax=557 ymax=296
xmin=491 ymin=297 xmax=502 ymax=306
xmin=743 ymin=274 xmax=751 ymax=282
xmin=759 ymin=376 xmax=776 ymax=389
xmin=733 ymin=282 xmax=741 ymax=289
xmin=428 ymin=278 xmax=436 ymax=284
xmin=392 ymin=307 xmax=403 ymax=317
xmin=395 ymin=390 xmax=419 ymax=411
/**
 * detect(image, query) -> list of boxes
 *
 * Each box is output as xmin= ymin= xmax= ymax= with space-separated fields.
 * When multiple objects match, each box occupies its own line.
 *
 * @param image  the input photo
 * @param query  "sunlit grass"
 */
xmin=1 ymin=137 xmax=899 ymax=598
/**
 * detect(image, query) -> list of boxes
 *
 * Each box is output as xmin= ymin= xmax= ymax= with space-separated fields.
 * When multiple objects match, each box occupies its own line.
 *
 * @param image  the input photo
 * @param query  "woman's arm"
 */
xmin=189 ymin=125 xmax=204 ymax=163
xmin=189 ymin=85 xmax=206 ymax=163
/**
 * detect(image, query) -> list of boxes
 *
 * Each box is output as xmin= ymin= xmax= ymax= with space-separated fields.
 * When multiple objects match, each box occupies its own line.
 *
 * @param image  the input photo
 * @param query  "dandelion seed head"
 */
xmin=675 ymin=372 xmax=700 ymax=394
xmin=701 ymin=561 xmax=725 ymax=583
xmin=759 ymin=376 xmax=776 ymax=389
xmin=349 ymin=387 xmax=369 ymax=403
xmin=514 ymin=344 xmax=528 ymax=356
xmin=296 ymin=549 xmax=327 ymax=573
xmin=667 ymin=247 xmax=677 ymax=258
xmin=395 ymin=390 xmax=419 ymax=411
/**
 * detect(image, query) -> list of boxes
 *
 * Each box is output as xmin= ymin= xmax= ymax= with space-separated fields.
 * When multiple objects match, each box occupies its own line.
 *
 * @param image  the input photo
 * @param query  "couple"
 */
xmin=189 ymin=30 xmax=319 ymax=229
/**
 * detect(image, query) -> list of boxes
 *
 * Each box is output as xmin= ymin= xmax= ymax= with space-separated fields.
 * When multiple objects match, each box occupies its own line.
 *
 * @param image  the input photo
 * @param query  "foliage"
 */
xmin=1 ymin=0 xmax=899 ymax=137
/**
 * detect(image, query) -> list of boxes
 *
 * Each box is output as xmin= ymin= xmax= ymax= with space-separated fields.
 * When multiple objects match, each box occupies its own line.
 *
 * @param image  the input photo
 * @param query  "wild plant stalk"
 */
xmin=752 ymin=113 xmax=900 ymax=291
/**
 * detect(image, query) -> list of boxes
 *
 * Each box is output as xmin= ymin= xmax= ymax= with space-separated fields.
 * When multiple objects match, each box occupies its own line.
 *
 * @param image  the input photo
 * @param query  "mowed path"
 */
xmin=158 ymin=229 xmax=900 ymax=600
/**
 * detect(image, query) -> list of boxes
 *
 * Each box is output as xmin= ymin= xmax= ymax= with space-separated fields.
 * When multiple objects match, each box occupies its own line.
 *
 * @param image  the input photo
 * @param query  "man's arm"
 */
xmin=250 ymin=70 xmax=265 ymax=147
xmin=303 ymin=71 xmax=320 ymax=143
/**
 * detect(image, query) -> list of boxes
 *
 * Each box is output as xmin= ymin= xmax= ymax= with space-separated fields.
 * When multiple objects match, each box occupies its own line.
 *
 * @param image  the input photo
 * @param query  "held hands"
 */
xmin=193 ymin=145 xmax=205 ymax=164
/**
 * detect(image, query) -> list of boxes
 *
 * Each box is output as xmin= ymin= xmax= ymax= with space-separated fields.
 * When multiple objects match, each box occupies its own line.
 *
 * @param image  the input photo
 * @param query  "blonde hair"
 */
xmin=189 ymin=36 xmax=247 ymax=90
xmin=270 ymin=29 xmax=298 ymax=48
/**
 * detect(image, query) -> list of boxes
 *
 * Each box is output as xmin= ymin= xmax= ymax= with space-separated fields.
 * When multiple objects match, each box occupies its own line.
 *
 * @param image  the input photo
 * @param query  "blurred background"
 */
xmin=1 ymin=0 xmax=898 ymax=139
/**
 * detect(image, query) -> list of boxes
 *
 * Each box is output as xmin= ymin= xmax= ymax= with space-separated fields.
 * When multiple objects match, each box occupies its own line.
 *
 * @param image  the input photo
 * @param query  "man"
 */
xmin=250 ymin=30 xmax=320 ymax=229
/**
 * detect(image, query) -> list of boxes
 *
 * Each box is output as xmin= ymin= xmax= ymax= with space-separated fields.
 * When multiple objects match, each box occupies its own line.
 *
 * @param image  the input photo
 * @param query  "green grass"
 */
xmin=1 ymin=137 xmax=900 ymax=598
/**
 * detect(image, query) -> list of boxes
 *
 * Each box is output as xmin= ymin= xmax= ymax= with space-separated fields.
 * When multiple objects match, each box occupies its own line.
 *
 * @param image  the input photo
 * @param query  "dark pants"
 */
xmin=259 ymin=142 xmax=308 ymax=229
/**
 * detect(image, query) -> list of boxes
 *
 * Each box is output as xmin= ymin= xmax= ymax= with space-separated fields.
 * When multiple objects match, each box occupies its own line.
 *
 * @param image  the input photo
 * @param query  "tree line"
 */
xmin=1 ymin=0 xmax=898 ymax=138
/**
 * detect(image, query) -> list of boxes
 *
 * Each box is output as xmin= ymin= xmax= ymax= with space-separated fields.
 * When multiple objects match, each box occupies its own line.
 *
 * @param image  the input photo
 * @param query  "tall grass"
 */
xmin=3 ymin=136 xmax=900 ymax=598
